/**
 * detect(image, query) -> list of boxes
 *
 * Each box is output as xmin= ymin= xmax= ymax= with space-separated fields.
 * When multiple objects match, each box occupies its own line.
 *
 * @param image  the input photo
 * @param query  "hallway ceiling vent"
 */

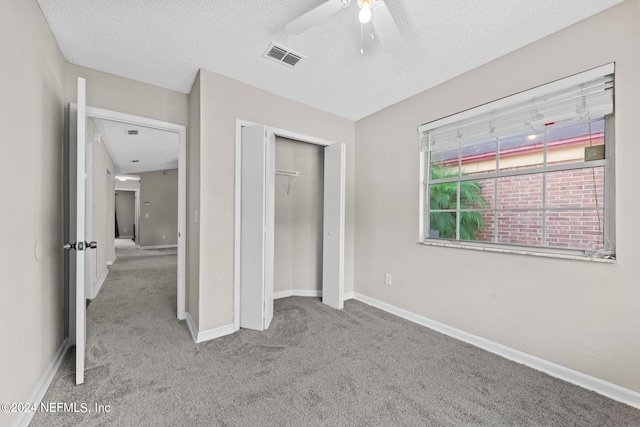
xmin=126 ymin=129 xmax=139 ymax=135
xmin=264 ymin=42 xmax=304 ymax=68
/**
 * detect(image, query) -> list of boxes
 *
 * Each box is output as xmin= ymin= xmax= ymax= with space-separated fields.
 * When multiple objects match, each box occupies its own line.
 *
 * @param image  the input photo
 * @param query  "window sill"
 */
xmin=419 ymin=240 xmax=616 ymax=263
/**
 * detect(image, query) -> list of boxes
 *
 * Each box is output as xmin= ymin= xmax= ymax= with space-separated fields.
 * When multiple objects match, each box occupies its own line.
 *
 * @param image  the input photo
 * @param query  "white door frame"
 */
xmin=87 ymin=106 xmax=187 ymax=320
xmin=233 ymin=119 xmax=343 ymax=330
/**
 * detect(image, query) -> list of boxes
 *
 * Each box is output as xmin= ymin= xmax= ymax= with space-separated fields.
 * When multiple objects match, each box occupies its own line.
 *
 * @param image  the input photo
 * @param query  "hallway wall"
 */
xmin=0 ymin=1 xmax=66 ymax=425
xmin=138 ymin=169 xmax=179 ymax=247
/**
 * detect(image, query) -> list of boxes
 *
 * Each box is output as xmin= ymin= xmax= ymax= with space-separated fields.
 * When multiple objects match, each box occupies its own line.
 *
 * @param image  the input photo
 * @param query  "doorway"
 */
xmin=234 ymin=120 xmax=346 ymax=331
xmin=86 ymin=107 xmax=187 ymax=320
xmin=115 ymin=188 xmax=138 ymax=241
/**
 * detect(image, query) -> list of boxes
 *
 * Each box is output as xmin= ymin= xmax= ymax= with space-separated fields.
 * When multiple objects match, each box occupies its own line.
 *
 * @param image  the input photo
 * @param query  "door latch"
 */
xmin=62 ymin=241 xmax=97 ymax=251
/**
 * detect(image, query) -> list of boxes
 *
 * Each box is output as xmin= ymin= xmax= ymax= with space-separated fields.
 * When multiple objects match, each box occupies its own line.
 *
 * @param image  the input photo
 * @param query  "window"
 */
xmin=420 ymin=64 xmax=615 ymax=260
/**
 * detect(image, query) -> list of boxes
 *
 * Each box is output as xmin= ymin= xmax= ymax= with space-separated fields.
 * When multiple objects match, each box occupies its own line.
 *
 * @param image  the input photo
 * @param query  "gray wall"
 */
xmin=65 ymin=64 xmax=188 ymax=126
xmin=274 ymin=137 xmax=324 ymax=293
xmin=190 ymin=69 xmax=356 ymax=331
xmin=138 ymin=169 xmax=179 ymax=247
xmin=115 ymin=191 xmax=136 ymax=237
xmin=0 ymin=1 xmax=66 ymax=425
xmin=354 ymin=0 xmax=640 ymax=393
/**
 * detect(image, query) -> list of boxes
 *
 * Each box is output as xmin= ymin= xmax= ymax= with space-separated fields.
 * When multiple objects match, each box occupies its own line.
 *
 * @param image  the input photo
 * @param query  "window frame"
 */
xmin=418 ymin=65 xmax=616 ymax=261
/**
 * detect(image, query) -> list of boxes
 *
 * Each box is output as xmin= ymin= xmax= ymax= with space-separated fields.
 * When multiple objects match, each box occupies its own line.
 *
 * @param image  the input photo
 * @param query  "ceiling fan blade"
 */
xmin=373 ymin=0 xmax=402 ymax=51
xmin=285 ymin=0 xmax=349 ymax=35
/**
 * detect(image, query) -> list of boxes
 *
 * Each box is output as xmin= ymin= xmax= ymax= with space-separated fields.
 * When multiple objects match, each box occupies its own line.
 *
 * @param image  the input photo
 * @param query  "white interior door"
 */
xmin=240 ymin=125 xmax=275 ymax=330
xmin=66 ymin=77 xmax=90 ymax=385
xmin=322 ymin=143 xmax=346 ymax=309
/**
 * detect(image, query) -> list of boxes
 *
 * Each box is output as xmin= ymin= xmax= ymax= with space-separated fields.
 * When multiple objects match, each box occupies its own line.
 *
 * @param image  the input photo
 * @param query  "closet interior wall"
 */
xmin=274 ymin=137 xmax=324 ymax=294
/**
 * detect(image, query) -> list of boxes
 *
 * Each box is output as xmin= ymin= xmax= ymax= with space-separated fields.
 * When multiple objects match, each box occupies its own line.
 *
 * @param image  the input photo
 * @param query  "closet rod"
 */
xmin=275 ymin=169 xmax=301 ymax=177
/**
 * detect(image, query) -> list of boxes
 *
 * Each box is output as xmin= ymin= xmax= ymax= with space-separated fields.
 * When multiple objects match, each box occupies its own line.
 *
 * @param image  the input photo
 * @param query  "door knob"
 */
xmin=63 ymin=243 xmax=76 ymax=251
xmin=85 ymin=241 xmax=98 ymax=249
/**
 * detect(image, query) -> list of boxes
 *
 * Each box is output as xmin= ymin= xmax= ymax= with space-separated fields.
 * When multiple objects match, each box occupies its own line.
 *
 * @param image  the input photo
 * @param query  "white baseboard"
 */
xmin=139 ymin=244 xmax=178 ymax=250
xmin=352 ymin=292 xmax=640 ymax=410
xmin=185 ymin=312 xmax=235 ymax=344
xmin=343 ymin=291 xmax=354 ymax=300
xmin=274 ymin=289 xmax=322 ymax=299
xmin=11 ymin=339 xmax=69 ymax=427
xmin=89 ymin=268 xmax=109 ymax=300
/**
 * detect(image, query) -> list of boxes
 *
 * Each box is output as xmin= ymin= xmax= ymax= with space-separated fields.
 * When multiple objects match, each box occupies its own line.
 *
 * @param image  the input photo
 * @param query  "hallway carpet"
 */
xmin=31 ymin=246 xmax=640 ymax=426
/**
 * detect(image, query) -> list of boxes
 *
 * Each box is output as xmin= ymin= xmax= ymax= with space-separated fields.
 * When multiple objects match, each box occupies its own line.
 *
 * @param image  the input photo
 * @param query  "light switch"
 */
xmin=145 ymin=213 xmax=149 ymax=218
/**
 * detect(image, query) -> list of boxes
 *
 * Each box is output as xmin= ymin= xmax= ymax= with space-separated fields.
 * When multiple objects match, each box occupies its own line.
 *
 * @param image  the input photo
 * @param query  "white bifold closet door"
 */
xmin=322 ymin=142 xmax=345 ymax=310
xmin=240 ymin=125 xmax=346 ymax=330
xmin=240 ymin=125 xmax=275 ymax=331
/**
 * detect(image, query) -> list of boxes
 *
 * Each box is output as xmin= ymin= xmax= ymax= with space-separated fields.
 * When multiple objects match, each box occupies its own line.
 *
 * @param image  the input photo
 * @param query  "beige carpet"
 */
xmin=31 ymin=245 xmax=640 ymax=426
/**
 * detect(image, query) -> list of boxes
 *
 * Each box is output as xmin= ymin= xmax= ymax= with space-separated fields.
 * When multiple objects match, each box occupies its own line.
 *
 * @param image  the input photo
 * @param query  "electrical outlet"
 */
xmin=385 ymin=273 xmax=392 ymax=285
xmin=162 ymin=235 xmax=166 ymax=240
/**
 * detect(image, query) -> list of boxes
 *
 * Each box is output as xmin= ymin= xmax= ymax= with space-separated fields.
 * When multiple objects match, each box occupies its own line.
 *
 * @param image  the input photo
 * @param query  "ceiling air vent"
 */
xmin=125 ymin=129 xmax=139 ymax=135
xmin=264 ymin=42 xmax=304 ymax=68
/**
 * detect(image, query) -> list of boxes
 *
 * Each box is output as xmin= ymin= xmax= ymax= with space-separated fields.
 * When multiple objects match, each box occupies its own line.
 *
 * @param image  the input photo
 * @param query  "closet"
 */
xmin=238 ymin=125 xmax=345 ymax=331
xmin=274 ymin=137 xmax=324 ymax=295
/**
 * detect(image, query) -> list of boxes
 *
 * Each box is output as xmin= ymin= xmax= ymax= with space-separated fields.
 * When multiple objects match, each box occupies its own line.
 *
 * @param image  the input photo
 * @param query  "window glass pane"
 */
xmin=498 ymin=131 xmax=544 ymax=171
xmin=496 ymin=211 xmax=543 ymax=246
xmin=429 ymin=212 xmax=456 ymax=240
xmin=497 ymin=174 xmax=543 ymax=210
xmin=460 ymin=178 xmax=494 ymax=211
xmin=460 ymin=139 xmax=497 ymax=175
xmin=459 ymin=178 xmax=491 ymax=210
xmin=545 ymin=210 xmax=604 ymax=251
xmin=429 ymin=183 xmax=457 ymax=211
xmin=459 ymin=210 xmax=491 ymax=241
xmin=430 ymin=149 xmax=459 ymax=180
xmin=547 ymin=119 xmax=605 ymax=165
xmin=546 ymin=167 xmax=605 ymax=209
xmin=473 ymin=213 xmax=495 ymax=243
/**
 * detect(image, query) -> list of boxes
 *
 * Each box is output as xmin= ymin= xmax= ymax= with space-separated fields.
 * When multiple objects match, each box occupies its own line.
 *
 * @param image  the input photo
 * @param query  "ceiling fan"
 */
xmin=285 ymin=0 xmax=402 ymax=52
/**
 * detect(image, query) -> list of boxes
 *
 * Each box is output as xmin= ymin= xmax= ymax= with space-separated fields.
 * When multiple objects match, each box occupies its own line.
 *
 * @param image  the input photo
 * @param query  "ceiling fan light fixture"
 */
xmin=358 ymin=0 xmax=373 ymax=23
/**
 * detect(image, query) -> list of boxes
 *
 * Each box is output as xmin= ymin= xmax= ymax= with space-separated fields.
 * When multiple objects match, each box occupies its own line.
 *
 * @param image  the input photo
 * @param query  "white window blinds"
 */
xmin=419 ymin=64 xmax=614 ymax=153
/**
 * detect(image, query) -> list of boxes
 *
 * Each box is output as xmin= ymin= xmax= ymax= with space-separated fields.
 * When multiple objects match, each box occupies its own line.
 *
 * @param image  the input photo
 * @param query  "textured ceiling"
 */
xmin=93 ymin=118 xmax=179 ymax=175
xmin=38 ymin=0 xmax=623 ymax=121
